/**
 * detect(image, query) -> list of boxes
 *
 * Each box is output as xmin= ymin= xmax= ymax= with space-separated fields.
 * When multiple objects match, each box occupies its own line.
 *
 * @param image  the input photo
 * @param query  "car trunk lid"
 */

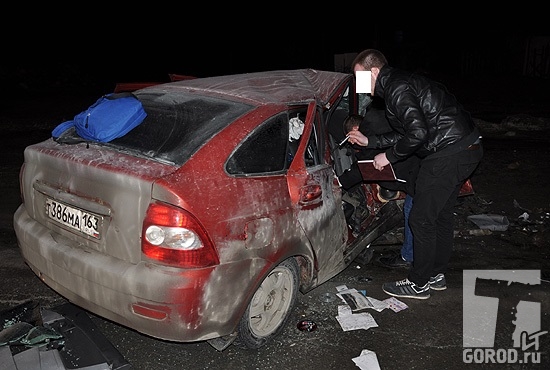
xmin=20 ymin=138 xmax=177 ymax=263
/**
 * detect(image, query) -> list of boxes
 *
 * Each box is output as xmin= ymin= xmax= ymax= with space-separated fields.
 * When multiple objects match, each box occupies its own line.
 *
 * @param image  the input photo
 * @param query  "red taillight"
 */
xmin=141 ymin=202 xmax=219 ymax=268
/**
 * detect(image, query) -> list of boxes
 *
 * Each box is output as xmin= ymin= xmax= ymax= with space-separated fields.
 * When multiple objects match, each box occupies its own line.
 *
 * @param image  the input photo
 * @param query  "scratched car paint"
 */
xmin=13 ymin=69 xmax=408 ymax=350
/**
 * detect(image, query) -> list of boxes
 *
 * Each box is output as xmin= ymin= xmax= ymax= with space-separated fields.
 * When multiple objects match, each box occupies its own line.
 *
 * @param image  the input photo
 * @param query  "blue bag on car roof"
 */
xmin=52 ymin=92 xmax=147 ymax=143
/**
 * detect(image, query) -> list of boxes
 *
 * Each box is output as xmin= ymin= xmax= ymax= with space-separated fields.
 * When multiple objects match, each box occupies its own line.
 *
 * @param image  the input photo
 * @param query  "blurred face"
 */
xmin=354 ymin=64 xmax=378 ymax=95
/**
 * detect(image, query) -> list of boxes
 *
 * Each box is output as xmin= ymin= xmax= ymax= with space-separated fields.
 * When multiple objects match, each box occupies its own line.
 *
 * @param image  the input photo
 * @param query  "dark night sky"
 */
xmin=2 ymin=15 xmax=548 ymax=96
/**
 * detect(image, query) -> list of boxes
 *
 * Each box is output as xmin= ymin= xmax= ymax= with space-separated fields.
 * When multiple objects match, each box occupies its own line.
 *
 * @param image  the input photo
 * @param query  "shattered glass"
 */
xmin=0 ymin=300 xmax=130 ymax=369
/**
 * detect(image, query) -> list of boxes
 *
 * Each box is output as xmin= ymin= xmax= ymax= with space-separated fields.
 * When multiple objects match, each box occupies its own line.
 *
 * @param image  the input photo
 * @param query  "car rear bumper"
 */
xmin=13 ymin=205 xmax=255 ymax=343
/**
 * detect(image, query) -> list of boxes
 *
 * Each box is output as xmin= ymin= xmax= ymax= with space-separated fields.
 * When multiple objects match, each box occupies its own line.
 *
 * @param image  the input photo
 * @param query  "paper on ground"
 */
xmin=336 ymin=286 xmax=389 ymax=313
xmin=352 ymin=349 xmax=381 ymax=370
xmin=336 ymin=305 xmax=378 ymax=331
xmin=336 ymin=288 xmax=373 ymax=313
xmin=365 ymin=296 xmax=389 ymax=312
xmin=383 ymin=297 xmax=408 ymax=312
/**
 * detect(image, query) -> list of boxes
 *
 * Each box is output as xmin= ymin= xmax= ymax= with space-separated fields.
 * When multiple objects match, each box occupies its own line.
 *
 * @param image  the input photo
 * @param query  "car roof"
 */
xmin=139 ymin=69 xmax=352 ymax=107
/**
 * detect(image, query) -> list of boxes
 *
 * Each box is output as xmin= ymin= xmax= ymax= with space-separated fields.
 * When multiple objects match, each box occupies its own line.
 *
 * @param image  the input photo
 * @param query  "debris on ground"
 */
xmin=467 ymin=214 xmax=510 ymax=231
xmin=0 ymin=300 xmax=131 ymax=370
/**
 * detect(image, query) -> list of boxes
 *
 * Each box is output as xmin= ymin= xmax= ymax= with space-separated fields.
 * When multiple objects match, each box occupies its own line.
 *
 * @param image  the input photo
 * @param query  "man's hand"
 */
xmin=373 ymin=152 xmax=390 ymax=171
xmin=347 ymin=130 xmax=368 ymax=146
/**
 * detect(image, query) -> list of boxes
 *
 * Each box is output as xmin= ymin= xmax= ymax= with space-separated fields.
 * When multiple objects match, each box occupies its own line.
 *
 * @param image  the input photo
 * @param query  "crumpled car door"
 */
xmin=287 ymin=102 xmax=348 ymax=285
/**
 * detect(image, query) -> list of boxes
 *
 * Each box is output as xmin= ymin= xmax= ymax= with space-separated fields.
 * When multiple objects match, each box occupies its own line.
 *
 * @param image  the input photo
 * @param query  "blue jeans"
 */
xmin=400 ymin=194 xmax=413 ymax=262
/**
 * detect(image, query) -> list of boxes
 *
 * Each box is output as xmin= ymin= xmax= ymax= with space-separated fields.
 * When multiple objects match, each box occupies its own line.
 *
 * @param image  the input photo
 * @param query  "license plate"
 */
xmin=45 ymin=198 xmax=102 ymax=239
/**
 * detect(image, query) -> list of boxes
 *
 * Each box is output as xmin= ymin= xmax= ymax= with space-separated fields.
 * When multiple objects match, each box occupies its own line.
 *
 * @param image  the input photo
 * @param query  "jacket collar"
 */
xmin=374 ymin=64 xmax=392 ymax=98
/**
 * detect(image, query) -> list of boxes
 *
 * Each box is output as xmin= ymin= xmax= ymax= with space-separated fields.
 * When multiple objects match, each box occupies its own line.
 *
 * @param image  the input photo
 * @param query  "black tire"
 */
xmin=236 ymin=258 xmax=299 ymax=349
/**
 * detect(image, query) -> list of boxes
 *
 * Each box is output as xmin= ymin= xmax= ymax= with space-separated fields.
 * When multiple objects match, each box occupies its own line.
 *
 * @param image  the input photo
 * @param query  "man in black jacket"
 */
xmin=348 ymin=49 xmax=483 ymax=299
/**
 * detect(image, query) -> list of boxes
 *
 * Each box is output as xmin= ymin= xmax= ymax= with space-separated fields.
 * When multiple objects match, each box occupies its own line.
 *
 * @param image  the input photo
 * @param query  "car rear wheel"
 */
xmin=236 ymin=258 xmax=299 ymax=349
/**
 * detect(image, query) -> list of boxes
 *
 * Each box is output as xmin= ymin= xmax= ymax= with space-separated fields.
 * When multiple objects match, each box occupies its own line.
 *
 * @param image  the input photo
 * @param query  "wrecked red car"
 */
xmin=13 ymin=69 xmax=469 ymax=350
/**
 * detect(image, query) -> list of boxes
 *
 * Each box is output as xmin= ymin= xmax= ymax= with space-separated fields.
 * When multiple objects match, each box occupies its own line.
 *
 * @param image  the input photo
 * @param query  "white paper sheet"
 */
xmin=352 ymin=349 xmax=381 ymax=370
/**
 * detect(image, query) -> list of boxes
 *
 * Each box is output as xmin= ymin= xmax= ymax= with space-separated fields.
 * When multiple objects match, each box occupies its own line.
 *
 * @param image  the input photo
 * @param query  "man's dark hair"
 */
xmin=343 ymin=114 xmax=364 ymax=134
xmin=352 ymin=49 xmax=388 ymax=70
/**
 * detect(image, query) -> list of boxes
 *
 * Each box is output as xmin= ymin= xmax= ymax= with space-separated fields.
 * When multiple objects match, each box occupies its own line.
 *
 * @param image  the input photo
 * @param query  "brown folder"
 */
xmin=357 ymin=160 xmax=405 ymax=182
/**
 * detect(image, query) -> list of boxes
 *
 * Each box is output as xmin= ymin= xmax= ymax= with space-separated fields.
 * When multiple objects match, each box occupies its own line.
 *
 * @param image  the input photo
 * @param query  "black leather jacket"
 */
xmin=366 ymin=65 xmax=479 ymax=162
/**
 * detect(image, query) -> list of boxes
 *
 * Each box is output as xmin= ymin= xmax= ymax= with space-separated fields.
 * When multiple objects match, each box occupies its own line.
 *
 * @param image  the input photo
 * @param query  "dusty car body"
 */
xmin=14 ymin=69 xmax=412 ymax=350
